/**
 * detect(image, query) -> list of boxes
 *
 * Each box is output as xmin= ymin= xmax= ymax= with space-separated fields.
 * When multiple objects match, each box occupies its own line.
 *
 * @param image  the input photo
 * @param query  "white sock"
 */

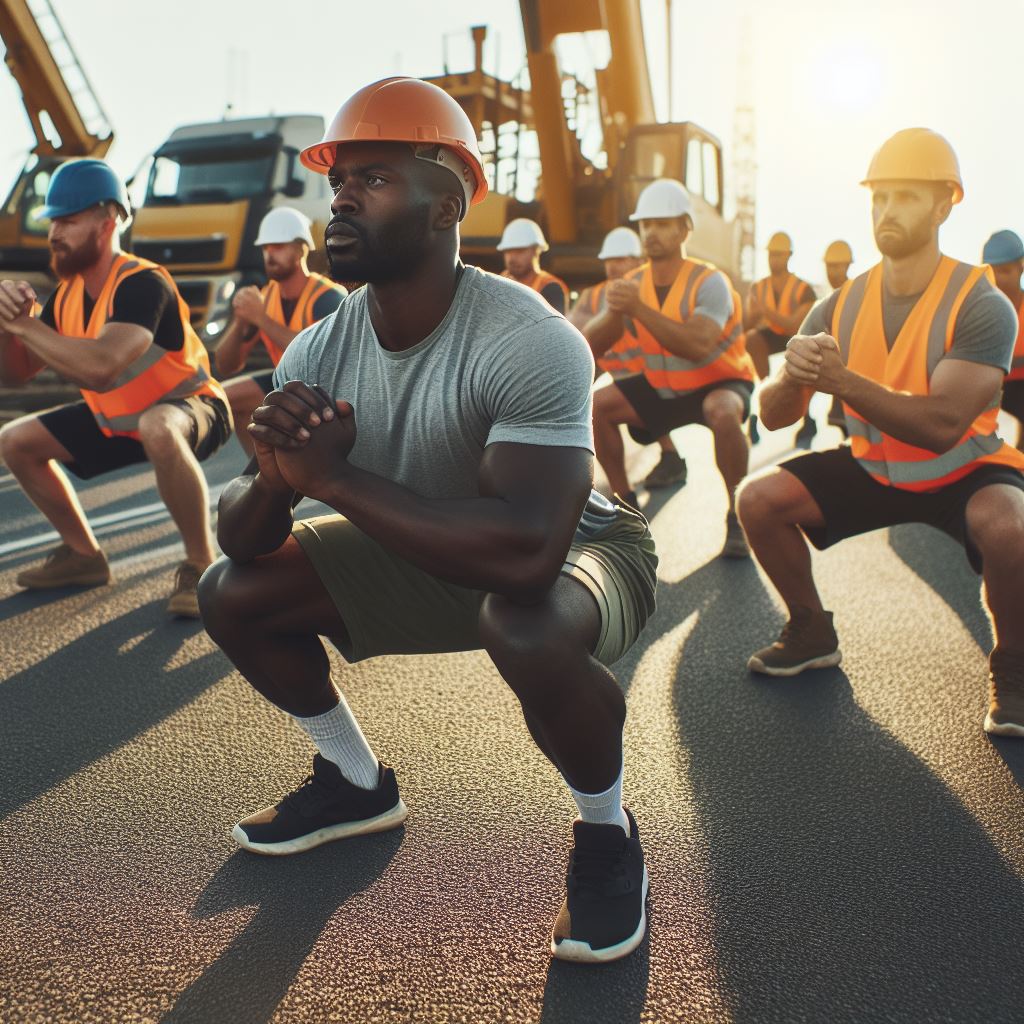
xmin=294 ymin=689 xmax=380 ymax=790
xmin=567 ymin=764 xmax=629 ymax=835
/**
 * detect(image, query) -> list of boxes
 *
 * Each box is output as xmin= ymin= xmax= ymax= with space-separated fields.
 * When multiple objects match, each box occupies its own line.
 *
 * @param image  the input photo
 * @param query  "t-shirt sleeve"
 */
xmin=540 ymin=282 xmax=567 ymax=315
xmin=946 ymin=282 xmax=1018 ymax=372
xmin=271 ymin=325 xmax=313 ymax=390
xmin=108 ymin=270 xmax=172 ymax=337
xmin=691 ymin=271 xmax=732 ymax=328
xmin=799 ymin=291 xmax=840 ymax=337
xmin=312 ymin=286 xmax=346 ymax=322
xmin=481 ymin=316 xmax=595 ymax=452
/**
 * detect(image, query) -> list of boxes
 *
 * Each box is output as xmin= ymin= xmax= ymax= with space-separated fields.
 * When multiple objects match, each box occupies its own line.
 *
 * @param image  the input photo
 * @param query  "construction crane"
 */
xmin=0 ymin=0 xmax=113 ymax=285
xmin=426 ymin=0 xmax=741 ymax=286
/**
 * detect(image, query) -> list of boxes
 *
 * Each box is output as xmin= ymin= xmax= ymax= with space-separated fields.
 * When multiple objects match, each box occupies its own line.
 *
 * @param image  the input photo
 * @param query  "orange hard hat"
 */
xmin=861 ymin=127 xmax=963 ymax=204
xmin=301 ymin=77 xmax=488 ymax=215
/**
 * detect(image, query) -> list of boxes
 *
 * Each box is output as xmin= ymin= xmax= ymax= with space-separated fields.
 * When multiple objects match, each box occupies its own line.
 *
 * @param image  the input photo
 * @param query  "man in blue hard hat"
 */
xmin=982 ymin=229 xmax=1024 ymax=451
xmin=0 ymin=158 xmax=232 ymax=617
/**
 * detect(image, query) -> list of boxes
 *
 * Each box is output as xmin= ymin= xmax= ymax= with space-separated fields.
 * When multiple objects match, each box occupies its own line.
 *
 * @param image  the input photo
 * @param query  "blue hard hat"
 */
xmin=982 ymin=229 xmax=1024 ymax=266
xmin=37 ymin=158 xmax=131 ymax=222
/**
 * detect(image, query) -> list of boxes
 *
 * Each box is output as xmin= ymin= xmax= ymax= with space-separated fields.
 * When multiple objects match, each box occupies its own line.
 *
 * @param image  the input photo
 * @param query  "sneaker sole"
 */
xmin=983 ymin=714 xmax=1024 ymax=738
xmin=232 ymin=798 xmax=409 ymax=856
xmin=644 ymin=475 xmax=687 ymax=489
xmin=166 ymin=598 xmax=201 ymax=618
xmin=16 ymin=574 xmax=110 ymax=590
xmin=747 ymin=650 xmax=842 ymax=676
xmin=550 ymin=867 xmax=649 ymax=964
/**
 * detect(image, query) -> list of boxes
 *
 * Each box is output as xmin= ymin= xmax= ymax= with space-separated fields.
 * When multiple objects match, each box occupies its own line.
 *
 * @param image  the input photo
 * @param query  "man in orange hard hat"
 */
xmin=199 ymin=77 xmax=657 ymax=964
xmin=745 ymin=232 xmax=817 ymax=446
xmin=216 ymin=207 xmax=346 ymax=456
xmin=737 ymin=128 xmax=1024 ymax=738
xmin=497 ymin=218 xmax=570 ymax=314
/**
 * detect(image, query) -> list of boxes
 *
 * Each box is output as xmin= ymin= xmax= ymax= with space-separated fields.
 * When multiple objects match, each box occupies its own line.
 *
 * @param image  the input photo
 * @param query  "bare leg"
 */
xmin=745 ymin=330 xmax=771 ymax=381
xmin=222 ymin=376 xmax=266 ymax=458
xmin=592 ymin=382 xmax=648 ymax=498
xmin=0 ymin=414 xmax=100 ymax=554
xmin=657 ymin=434 xmax=678 ymax=454
xmin=702 ymin=389 xmax=749 ymax=514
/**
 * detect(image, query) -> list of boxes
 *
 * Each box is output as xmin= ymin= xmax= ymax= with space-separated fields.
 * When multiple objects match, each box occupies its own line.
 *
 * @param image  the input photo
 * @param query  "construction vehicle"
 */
xmin=0 ymin=0 xmax=113 ymax=292
xmin=426 ymin=1 xmax=741 ymax=287
xmin=130 ymin=114 xmax=332 ymax=345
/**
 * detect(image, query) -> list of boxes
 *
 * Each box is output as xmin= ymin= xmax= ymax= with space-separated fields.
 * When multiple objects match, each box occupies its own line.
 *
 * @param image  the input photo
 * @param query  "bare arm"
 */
xmin=251 ymin=315 xmax=298 ymax=354
xmin=629 ymin=303 xmax=721 ymax=361
xmin=764 ymin=299 xmax=814 ymax=337
xmin=214 ymin=317 xmax=259 ymax=377
xmin=581 ymin=308 xmax=627 ymax=357
xmin=759 ymin=360 xmax=814 ymax=430
xmin=567 ymin=288 xmax=595 ymax=331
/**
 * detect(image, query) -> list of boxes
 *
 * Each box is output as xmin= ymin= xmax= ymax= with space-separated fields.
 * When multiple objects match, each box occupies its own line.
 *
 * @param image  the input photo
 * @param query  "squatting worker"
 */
xmin=823 ymin=239 xmax=855 ymax=438
xmin=981 ymin=229 xmax=1024 ymax=452
xmin=497 ymin=218 xmax=569 ymax=314
xmin=198 ymin=78 xmax=658 ymax=965
xmin=737 ymin=128 xmax=1024 ymax=739
xmin=216 ymin=207 xmax=346 ymax=456
xmin=586 ymin=178 xmax=756 ymax=558
xmin=570 ymin=226 xmax=687 ymax=492
xmin=0 ymin=159 xmax=231 ymax=618
xmin=744 ymin=232 xmax=816 ymax=446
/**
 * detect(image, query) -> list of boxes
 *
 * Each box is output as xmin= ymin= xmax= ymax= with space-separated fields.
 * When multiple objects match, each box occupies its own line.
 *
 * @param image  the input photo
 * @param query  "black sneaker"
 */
xmin=748 ymin=413 xmax=761 ymax=446
xmin=794 ymin=417 xmax=817 ymax=449
xmin=551 ymin=809 xmax=649 ymax=963
xmin=643 ymin=451 xmax=688 ymax=489
xmin=232 ymin=754 xmax=408 ymax=856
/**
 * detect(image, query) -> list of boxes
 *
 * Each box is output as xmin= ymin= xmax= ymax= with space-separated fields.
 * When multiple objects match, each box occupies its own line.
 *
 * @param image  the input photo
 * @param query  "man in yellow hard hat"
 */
xmin=199 ymin=77 xmax=657 ymax=964
xmin=981 ymin=229 xmax=1024 ymax=452
xmin=216 ymin=207 xmax=346 ymax=456
xmin=497 ymin=218 xmax=569 ymax=314
xmin=571 ymin=226 xmax=687 ymax=490
xmin=745 ymin=231 xmax=817 ymax=446
xmin=737 ymin=127 xmax=1024 ymax=739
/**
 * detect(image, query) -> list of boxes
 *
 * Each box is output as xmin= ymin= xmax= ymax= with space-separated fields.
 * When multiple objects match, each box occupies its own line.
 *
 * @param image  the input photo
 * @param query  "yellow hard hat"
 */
xmin=766 ymin=231 xmax=792 ymax=253
xmin=861 ymin=127 xmax=963 ymax=204
xmin=824 ymin=240 xmax=853 ymax=263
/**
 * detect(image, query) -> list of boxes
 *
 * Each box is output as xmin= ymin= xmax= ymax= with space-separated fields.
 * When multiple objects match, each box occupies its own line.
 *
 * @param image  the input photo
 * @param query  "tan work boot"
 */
xmin=643 ymin=451 xmax=687 ymax=489
xmin=167 ymin=560 xmax=209 ymax=619
xmin=721 ymin=512 xmax=750 ymax=559
xmin=16 ymin=544 xmax=111 ymax=589
xmin=984 ymin=648 xmax=1024 ymax=737
xmin=748 ymin=607 xmax=841 ymax=676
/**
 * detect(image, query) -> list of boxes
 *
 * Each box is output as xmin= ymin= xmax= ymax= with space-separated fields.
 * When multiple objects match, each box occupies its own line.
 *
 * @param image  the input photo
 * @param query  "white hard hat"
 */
xmin=497 ymin=218 xmax=548 ymax=252
xmin=629 ymin=179 xmax=693 ymax=222
xmin=255 ymin=207 xmax=316 ymax=249
xmin=598 ymin=227 xmax=643 ymax=260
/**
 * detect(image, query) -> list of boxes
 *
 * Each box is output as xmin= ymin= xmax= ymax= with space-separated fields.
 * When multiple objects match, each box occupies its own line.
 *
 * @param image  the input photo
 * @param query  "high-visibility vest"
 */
xmin=831 ymin=257 xmax=1024 ymax=492
xmin=258 ymin=272 xmax=344 ymax=366
xmin=620 ymin=259 xmax=754 ymax=397
xmin=585 ymin=282 xmax=630 ymax=378
xmin=751 ymin=273 xmax=813 ymax=335
xmin=1008 ymin=296 xmax=1024 ymax=382
xmin=53 ymin=253 xmax=226 ymax=439
xmin=501 ymin=269 xmax=570 ymax=311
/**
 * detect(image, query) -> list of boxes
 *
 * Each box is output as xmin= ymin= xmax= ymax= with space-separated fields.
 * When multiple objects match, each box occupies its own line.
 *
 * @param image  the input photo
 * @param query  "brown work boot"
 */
xmin=643 ymin=451 xmax=687 ymax=489
xmin=166 ymin=560 xmax=209 ymax=619
xmin=16 ymin=544 xmax=110 ymax=589
xmin=984 ymin=648 xmax=1024 ymax=737
xmin=721 ymin=511 xmax=750 ymax=559
xmin=748 ymin=607 xmax=841 ymax=676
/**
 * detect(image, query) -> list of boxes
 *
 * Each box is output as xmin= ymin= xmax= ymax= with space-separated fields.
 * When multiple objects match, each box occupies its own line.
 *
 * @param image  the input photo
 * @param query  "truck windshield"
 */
xmin=146 ymin=146 xmax=275 ymax=205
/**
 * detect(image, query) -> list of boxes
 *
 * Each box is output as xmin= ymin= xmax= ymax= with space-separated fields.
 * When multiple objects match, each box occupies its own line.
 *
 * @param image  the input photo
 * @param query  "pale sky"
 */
xmin=2 ymin=0 xmax=1021 ymax=291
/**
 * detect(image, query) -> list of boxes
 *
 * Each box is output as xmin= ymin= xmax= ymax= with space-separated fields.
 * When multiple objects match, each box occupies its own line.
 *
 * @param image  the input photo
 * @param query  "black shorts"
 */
xmin=616 ymin=374 xmax=754 ymax=445
xmin=781 ymin=444 xmax=1024 ymax=573
xmin=39 ymin=395 xmax=232 ymax=480
xmin=251 ymin=369 xmax=275 ymax=394
xmin=750 ymin=327 xmax=791 ymax=356
xmin=1002 ymin=379 xmax=1024 ymax=422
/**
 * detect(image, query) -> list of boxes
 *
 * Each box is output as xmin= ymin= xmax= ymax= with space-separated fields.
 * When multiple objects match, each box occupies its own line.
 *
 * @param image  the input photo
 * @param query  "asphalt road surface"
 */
xmin=1 ymin=414 xmax=1023 ymax=1024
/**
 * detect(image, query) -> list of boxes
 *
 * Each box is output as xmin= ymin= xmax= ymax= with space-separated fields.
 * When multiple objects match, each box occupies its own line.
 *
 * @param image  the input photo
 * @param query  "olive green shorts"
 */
xmin=293 ymin=504 xmax=658 ymax=666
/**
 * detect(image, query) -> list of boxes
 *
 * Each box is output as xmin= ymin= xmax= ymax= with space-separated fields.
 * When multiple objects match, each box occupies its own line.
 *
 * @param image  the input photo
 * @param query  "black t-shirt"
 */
xmin=39 ymin=270 xmax=184 ymax=351
xmin=540 ymin=281 xmax=566 ymax=315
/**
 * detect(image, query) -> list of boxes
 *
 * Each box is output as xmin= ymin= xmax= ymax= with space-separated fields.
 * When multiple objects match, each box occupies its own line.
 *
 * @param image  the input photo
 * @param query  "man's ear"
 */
xmin=434 ymin=193 xmax=462 ymax=231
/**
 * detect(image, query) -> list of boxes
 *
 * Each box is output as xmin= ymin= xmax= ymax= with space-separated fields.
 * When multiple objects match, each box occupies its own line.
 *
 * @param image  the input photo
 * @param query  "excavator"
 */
xmin=427 ymin=0 xmax=740 ymax=287
xmin=0 ymin=0 xmax=112 ymax=294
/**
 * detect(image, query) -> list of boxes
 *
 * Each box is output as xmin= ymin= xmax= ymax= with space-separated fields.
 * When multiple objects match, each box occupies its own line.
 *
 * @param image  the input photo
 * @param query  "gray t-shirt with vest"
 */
xmin=273 ymin=265 xmax=608 ymax=525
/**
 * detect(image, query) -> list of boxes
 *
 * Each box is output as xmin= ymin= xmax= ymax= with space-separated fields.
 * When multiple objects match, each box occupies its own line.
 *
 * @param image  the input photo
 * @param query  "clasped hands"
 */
xmin=783 ymin=332 xmax=847 ymax=395
xmin=232 ymin=286 xmax=266 ymax=326
xmin=0 ymin=280 xmax=38 ymax=334
xmin=249 ymin=380 xmax=356 ymax=501
xmin=605 ymin=278 xmax=642 ymax=316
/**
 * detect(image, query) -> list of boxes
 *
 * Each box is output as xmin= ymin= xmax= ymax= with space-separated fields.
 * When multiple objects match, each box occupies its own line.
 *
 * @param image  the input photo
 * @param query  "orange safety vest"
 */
xmin=501 ymin=269 xmax=570 ymax=311
xmin=258 ymin=272 xmax=343 ymax=366
xmin=53 ymin=253 xmax=225 ymax=439
xmin=831 ymin=257 xmax=1024 ymax=492
xmin=1008 ymin=296 xmax=1024 ymax=382
xmin=752 ymin=273 xmax=813 ymax=335
xmin=620 ymin=259 xmax=754 ymax=397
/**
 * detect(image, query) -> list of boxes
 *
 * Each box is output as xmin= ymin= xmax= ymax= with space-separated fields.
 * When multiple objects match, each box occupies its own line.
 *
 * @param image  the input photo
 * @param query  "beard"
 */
xmin=874 ymin=216 xmax=932 ymax=260
xmin=325 ymin=202 xmax=432 ymax=285
xmin=264 ymin=261 xmax=292 ymax=281
xmin=50 ymin=229 xmax=103 ymax=279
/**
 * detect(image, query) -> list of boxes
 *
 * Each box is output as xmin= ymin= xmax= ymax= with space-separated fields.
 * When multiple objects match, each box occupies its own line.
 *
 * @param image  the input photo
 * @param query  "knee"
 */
xmin=479 ymin=594 xmax=577 ymax=679
xmin=198 ymin=557 xmax=255 ymax=640
xmin=968 ymin=495 xmax=1024 ymax=560
xmin=736 ymin=475 xmax=788 ymax=531
xmin=702 ymin=395 xmax=741 ymax=432
xmin=137 ymin=410 xmax=186 ymax=461
xmin=0 ymin=418 xmax=35 ymax=467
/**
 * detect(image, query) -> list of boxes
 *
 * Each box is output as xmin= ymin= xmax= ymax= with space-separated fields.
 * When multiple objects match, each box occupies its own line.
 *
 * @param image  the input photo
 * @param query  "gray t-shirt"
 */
xmin=273 ymin=265 xmax=596 ymax=504
xmin=801 ymin=271 xmax=1016 ymax=370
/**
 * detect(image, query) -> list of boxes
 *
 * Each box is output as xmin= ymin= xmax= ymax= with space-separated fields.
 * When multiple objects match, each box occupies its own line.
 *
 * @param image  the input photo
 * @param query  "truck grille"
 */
xmin=175 ymin=281 xmax=212 ymax=322
xmin=133 ymin=238 xmax=226 ymax=266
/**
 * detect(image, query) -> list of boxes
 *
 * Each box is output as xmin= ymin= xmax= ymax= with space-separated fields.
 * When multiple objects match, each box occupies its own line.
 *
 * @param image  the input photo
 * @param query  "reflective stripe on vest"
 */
xmin=831 ymin=257 xmax=1024 ymax=492
xmin=754 ymin=273 xmax=810 ymax=334
xmin=52 ymin=253 xmax=226 ymax=439
xmin=1008 ymin=296 xmax=1024 ymax=382
xmin=621 ymin=259 xmax=754 ymax=397
xmin=258 ymin=272 xmax=341 ymax=366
